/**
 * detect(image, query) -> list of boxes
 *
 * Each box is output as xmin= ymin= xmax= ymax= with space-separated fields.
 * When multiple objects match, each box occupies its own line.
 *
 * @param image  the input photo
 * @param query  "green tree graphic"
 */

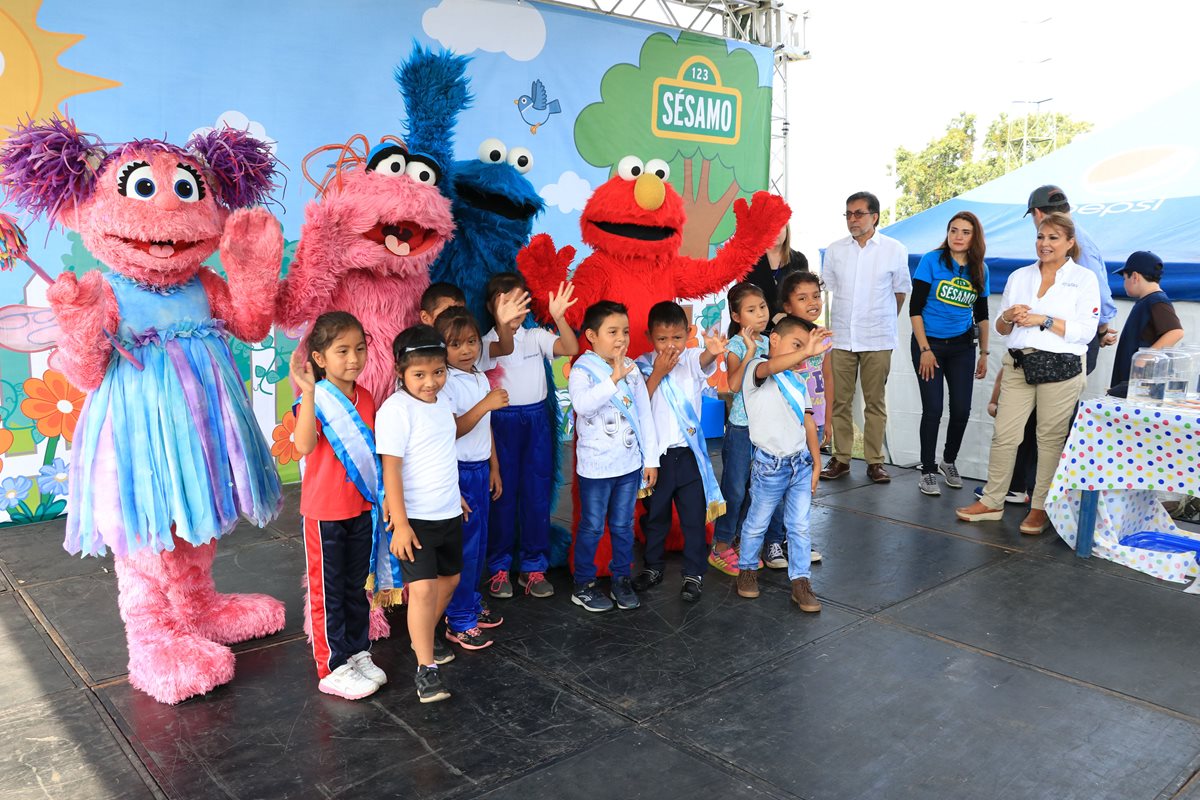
xmin=575 ymin=32 xmax=772 ymax=257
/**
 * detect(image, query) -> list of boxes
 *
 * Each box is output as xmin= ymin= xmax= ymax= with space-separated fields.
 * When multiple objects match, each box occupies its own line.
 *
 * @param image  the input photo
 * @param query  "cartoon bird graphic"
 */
xmin=515 ymin=79 xmax=560 ymax=134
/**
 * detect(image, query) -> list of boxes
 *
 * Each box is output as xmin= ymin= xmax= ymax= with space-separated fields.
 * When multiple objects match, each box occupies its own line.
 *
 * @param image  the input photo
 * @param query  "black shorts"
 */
xmin=400 ymin=515 xmax=464 ymax=583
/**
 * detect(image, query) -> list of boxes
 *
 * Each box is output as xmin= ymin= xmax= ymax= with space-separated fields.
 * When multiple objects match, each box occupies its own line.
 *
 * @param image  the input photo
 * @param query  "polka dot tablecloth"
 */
xmin=1045 ymin=397 xmax=1200 ymax=585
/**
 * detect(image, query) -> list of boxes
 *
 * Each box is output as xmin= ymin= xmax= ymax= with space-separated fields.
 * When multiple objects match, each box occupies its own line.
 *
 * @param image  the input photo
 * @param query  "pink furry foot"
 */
xmin=190 ymin=593 xmax=286 ymax=645
xmin=127 ymin=629 xmax=236 ymax=705
xmin=368 ymin=605 xmax=391 ymax=641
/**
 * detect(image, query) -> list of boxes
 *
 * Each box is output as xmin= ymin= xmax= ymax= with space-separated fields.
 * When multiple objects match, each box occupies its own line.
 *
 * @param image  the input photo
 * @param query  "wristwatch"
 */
xmin=1040 ymin=316 xmax=1055 ymax=331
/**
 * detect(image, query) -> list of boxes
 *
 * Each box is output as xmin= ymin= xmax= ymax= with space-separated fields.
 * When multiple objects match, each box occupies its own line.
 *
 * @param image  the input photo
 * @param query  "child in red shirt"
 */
xmin=293 ymin=312 xmax=387 ymax=700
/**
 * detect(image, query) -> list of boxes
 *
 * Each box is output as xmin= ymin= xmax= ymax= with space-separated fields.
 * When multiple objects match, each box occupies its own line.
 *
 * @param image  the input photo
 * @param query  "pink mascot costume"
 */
xmin=276 ymin=45 xmax=468 ymax=405
xmin=0 ymin=117 xmax=287 ymax=704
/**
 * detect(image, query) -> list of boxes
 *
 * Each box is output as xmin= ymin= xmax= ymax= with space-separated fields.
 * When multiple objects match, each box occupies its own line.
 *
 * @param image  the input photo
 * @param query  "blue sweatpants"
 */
xmin=446 ymin=460 xmax=490 ymax=633
xmin=488 ymin=401 xmax=553 ymax=574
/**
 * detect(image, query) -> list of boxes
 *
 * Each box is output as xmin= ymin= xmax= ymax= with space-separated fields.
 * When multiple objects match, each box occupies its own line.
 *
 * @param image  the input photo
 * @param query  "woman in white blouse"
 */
xmin=956 ymin=212 xmax=1100 ymax=535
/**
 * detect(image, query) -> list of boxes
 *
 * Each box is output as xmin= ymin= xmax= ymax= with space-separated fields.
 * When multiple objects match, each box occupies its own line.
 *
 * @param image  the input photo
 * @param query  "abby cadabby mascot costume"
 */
xmin=0 ymin=118 xmax=287 ymax=704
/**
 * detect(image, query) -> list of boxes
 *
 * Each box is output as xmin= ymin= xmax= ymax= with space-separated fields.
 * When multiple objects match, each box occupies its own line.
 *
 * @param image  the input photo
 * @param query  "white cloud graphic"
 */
xmin=422 ymin=0 xmax=546 ymax=62
xmin=190 ymin=110 xmax=277 ymax=154
xmin=540 ymin=171 xmax=592 ymax=214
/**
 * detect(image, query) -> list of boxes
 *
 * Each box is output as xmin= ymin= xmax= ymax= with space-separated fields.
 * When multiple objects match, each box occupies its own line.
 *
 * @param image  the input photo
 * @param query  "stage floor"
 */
xmin=3 ymin=451 xmax=1200 ymax=799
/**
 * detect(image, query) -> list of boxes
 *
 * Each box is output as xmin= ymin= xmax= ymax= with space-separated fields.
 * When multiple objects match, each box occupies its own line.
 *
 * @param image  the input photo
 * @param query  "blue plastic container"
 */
xmin=701 ymin=395 xmax=725 ymax=439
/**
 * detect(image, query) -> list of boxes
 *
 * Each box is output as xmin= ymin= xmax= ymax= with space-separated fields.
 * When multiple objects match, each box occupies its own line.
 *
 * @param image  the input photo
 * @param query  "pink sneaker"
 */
xmin=707 ymin=545 xmax=739 ymax=576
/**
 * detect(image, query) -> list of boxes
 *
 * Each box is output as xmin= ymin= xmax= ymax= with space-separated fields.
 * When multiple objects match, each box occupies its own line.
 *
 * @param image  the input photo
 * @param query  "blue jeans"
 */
xmin=714 ymin=424 xmax=784 ymax=547
xmin=488 ymin=401 xmax=553 ymax=574
xmin=738 ymin=450 xmax=813 ymax=581
xmin=574 ymin=468 xmax=640 ymax=584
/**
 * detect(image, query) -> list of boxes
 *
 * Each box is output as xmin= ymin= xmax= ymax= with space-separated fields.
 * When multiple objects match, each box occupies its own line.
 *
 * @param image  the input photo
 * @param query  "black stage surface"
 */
xmin=2 ymin=452 xmax=1200 ymax=799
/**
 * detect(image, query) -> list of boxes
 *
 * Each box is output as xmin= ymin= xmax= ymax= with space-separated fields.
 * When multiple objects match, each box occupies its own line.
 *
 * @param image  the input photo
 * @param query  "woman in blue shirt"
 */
xmin=909 ymin=212 xmax=991 ymax=496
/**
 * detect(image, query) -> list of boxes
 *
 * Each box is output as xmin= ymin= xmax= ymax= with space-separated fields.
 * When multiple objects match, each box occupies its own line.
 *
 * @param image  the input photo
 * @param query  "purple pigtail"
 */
xmin=0 ymin=116 xmax=104 ymax=224
xmin=187 ymin=127 xmax=280 ymax=209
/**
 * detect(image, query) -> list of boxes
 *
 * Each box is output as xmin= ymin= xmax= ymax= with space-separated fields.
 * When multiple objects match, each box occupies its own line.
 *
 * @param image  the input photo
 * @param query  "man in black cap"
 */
xmin=1108 ymin=250 xmax=1184 ymax=396
xmin=1025 ymin=185 xmax=1117 ymax=374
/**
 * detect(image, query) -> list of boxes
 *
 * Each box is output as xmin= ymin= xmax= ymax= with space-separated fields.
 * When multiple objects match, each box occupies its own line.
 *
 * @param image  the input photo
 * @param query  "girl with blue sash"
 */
xmin=293 ymin=312 xmax=389 ymax=701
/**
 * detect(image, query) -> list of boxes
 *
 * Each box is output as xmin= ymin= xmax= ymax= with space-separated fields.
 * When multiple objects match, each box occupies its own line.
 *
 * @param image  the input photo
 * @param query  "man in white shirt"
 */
xmin=819 ymin=191 xmax=911 ymax=483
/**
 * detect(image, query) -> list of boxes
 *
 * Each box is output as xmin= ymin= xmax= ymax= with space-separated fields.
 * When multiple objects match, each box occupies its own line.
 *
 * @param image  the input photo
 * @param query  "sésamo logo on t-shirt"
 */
xmin=935 ymin=276 xmax=977 ymax=308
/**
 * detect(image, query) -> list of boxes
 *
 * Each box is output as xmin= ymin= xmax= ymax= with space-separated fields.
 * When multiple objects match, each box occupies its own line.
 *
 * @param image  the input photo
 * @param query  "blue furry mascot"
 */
xmin=430 ymin=138 xmax=545 ymax=324
xmin=428 ymin=82 xmax=570 ymax=577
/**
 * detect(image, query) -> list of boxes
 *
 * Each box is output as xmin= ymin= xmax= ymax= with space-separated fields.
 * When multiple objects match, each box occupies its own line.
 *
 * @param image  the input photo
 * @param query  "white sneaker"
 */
xmin=348 ymin=651 xmax=387 ymax=687
xmin=1005 ymin=490 xmax=1030 ymax=504
xmin=919 ymin=473 xmax=941 ymax=496
xmin=810 ymin=549 xmax=823 ymax=564
xmin=319 ymin=662 xmax=379 ymax=700
xmin=764 ymin=542 xmax=788 ymax=569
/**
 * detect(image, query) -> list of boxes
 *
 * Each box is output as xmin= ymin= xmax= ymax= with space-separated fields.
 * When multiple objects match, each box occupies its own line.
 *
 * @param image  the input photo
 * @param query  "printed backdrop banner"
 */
xmin=0 ymin=0 xmax=772 ymax=525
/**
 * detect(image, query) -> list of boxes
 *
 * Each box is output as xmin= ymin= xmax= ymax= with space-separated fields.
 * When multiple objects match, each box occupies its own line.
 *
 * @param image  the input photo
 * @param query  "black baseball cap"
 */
xmin=1114 ymin=250 xmax=1164 ymax=281
xmin=1024 ymin=185 xmax=1069 ymax=216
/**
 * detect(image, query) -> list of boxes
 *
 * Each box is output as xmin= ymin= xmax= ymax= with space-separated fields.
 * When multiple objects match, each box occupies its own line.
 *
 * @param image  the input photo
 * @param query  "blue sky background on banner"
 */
xmin=10 ymin=0 xmax=772 ymax=295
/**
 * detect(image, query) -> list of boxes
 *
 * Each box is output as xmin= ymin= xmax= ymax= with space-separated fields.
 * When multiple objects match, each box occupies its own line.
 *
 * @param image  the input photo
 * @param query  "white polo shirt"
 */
xmin=822 ymin=230 xmax=911 ymax=352
xmin=634 ymin=347 xmax=716 ymax=453
xmin=440 ymin=367 xmax=493 ymax=463
xmin=479 ymin=326 xmax=558 ymax=406
xmin=375 ymin=390 xmax=461 ymax=520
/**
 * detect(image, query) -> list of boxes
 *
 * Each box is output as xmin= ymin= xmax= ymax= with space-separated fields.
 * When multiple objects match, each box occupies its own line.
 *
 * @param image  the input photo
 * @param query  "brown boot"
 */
xmin=736 ymin=569 xmax=759 ymax=598
xmin=790 ymin=578 xmax=822 ymax=612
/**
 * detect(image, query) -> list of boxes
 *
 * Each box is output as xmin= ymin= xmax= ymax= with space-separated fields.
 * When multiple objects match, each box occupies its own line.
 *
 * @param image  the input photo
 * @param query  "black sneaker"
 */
xmin=610 ymin=576 xmax=641 ymax=610
xmin=631 ymin=568 xmax=663 ymax=592
xmin=680 ymin=576 xmax=702 ymax=603
xmin=432 ymin=633 xmax=456 ymax=665
xmin=414 ymin=665 xmax=451 ymax=704
xmin=476 ymin=601 xmax=504 ymax=629
xmin=571 ymin=581 xmax=614 ymax=613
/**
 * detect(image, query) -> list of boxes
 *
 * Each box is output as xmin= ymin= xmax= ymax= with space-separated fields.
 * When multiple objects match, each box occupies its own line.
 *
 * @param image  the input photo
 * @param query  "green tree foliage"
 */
xmin=890 ymin=111 xmax=1092 ymax=221
xmin=574 ymin=32 xmax=772 ymax=256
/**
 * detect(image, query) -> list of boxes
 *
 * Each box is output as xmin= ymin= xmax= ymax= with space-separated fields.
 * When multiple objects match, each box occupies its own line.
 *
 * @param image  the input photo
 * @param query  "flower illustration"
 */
xmin=21 ymin=370 xmax=86 ymax=443
xmin=0 ymin=427 xmax=13 ymax=473
xmin=0 ymin=475 xmax=32 ymax=511
xmin=271 ymin=410 xmax=299 ymax=465
xmin=36 ymin=458 xmax=69 ymax=496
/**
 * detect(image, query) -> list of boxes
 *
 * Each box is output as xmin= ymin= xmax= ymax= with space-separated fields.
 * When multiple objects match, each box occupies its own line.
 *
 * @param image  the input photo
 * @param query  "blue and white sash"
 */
xmin=310 ymin=381 xmax=404 ymax=605
xmin=636 ymin=354 xmax=726 ymax=522
xmin=573 ymin=351 xmax=653 ymax=498
xmin=771 ymin=367 xmax=812 ymax=425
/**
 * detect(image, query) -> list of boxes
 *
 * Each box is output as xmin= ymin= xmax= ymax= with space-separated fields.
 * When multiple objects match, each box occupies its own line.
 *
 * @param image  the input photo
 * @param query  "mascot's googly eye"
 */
xmin=478 ymin=138 xmax=507 ymax=164
xmin=117 ymin=162 xmax=157 ymax=200
xmin=366 ymin=144 xmax=409 ymax=175
xmin=507 ymin=147 xmax=533 ymax=174
xmin=645 ymin=159 xmax=670 ymax=181
xmin=405 ymin=157 xmax=440 ymax=186
xmin=173 ymin=164 xmax=205 ymax=203
xmin=617 ymin=155 xmax=645 ymax=181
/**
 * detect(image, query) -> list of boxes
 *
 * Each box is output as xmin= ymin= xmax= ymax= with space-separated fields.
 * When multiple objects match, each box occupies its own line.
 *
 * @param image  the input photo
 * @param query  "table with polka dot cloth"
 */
xmin=1045 ymin=398 xmax=1200 ymax=586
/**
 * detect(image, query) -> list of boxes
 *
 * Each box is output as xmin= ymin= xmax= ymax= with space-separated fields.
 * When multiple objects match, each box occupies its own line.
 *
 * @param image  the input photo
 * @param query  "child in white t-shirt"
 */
xmin=735 ymin=315 xmax=831 ymax=613
xmin=376 ymin=325 xmax=465 ymax=704
xmin=478 ymin=272 xmax=578 ymax=600
xmin=434 ymin=307 xmax=508 ymax=652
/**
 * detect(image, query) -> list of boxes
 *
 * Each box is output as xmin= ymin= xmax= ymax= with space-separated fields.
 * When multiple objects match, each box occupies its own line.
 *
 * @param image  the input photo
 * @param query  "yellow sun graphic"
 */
xmin=0 ymin=0 xmax=118 ymax=134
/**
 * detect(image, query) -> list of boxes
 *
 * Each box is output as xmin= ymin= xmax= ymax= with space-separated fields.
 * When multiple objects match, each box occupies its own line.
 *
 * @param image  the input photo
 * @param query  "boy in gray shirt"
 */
xmin=737 ymin=316 xmax=831 ymax=611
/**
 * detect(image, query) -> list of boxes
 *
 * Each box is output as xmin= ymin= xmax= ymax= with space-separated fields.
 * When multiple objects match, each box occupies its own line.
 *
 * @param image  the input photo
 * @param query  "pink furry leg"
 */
xmin=164 ymin=538 xmax=286 ymax=644
xmin=115 ymin=550 xmax=236 ymax=705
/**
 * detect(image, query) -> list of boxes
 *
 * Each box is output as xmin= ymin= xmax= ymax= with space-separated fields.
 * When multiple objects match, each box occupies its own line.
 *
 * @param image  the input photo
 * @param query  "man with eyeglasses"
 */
xmin=819 ymin=191 xmax=910 ymax=483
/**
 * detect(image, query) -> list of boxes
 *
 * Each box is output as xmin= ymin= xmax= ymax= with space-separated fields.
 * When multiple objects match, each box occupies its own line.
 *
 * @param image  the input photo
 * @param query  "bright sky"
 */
xmin=783 ymin=0 xmax=1200 ymax=263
